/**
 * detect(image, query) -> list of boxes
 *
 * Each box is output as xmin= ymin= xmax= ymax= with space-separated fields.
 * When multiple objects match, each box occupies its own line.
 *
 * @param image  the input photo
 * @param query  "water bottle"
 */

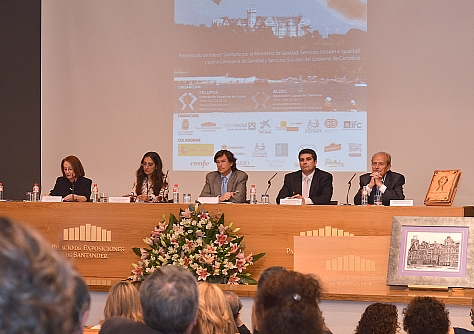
xmin=92 ymin=183 xmax=99 ymax=202
xmin=249 ymin=184 xmax=257 ymax=204
xmin=33 ymin=183 xmax=40 ymax=202
xmin=173 ymin=184 xmax=179 ymax=203
xmin=361 ymin=185 xmax=368 ymax=206
xmin=0 ymin=182 xmax=3 ymax=200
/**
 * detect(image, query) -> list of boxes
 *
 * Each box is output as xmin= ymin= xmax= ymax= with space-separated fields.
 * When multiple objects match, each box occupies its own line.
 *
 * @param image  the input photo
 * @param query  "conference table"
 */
xmin=1 ymin=201 xmax=473 ymax=305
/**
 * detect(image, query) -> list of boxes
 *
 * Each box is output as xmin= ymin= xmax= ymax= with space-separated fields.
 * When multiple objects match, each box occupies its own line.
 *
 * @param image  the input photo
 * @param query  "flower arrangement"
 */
xmin=131 ymin=204 xmax=265 ymax=284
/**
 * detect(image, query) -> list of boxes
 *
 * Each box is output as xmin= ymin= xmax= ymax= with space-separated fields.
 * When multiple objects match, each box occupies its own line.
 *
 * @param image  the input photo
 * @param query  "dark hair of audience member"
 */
xmin=257 ymin=266 xmax=286 ymax=288
xmin=223 ymin=291 xmax=242 ymax=321
xmin=73 ymin=275 xmax=91 ymax=334
xmin=140 ymin=265 xmax=199 ymax=334
xmin=101 ymin=281 xmax=143 ymax=324
xmin=355 ymin=302 xmax=398 ymax=334
xmin=255 ymin=270 xmax=324 ymax=334
xmin=403 ymin=296 xmax=450 ymax=334
xmin=0 ymin=217 xmax=76 ymax=334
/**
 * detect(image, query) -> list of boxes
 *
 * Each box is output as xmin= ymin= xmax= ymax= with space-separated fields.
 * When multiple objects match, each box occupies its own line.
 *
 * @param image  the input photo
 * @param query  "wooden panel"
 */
xmin=0 ymin=202 xmax=469 ymax=289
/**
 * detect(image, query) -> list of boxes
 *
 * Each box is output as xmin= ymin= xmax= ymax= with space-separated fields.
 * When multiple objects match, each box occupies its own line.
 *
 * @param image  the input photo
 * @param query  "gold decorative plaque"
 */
xmin=424 ymin=170 xmax=462 ymax=206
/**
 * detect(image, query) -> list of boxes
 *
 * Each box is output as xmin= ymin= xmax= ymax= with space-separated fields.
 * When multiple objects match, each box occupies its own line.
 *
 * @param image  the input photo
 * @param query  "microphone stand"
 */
xmin=343 ymin=173 xmax=356 ymax=205
xmin=264 ymin=173 xmax=278 ymax=196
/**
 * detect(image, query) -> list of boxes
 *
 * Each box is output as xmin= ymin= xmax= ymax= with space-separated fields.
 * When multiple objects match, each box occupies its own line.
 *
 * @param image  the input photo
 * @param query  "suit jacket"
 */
xmin=353 ymin=170 xmax=405 ymax=206
xmin=276 ymin=168 xmax=333 ymax=205
xmin=49 ymin=176 xmax=92 ymax=201
xmin=100 ymin=317 xmax=162 ymax=334
xmin=199 ymin=169 xmax=248 ymax=203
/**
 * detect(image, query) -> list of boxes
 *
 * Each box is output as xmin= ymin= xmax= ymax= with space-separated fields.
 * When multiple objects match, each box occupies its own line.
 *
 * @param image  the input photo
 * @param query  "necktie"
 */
xmin=302 ymin=176 xmax=310 ymax=198
xmin=221 ymin=176 xmax=228 ymax=195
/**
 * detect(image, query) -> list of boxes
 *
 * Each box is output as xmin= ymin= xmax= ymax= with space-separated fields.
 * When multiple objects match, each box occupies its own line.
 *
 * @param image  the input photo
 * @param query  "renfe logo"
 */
xmin=190 ymin=160 xmax=210 ymax=168
xmin=324 ymin=119 xmax=338 ymax=128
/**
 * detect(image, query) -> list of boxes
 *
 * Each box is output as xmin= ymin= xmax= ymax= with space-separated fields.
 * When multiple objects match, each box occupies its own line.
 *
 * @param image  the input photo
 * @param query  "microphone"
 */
xmin=343 ymin=173 xmax=356 ymax=205
xmin=264 ymin=173 xmax=278 ymax=196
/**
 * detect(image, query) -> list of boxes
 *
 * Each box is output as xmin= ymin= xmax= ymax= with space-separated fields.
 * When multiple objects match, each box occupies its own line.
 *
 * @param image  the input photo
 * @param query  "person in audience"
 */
xmin=276 ymin=148 xmax=333 ymax=205
xmin=192 ymin=282 xmax=238 ymax=334
xmin=354 ymin=151 xmax=405 ymax=206
xmin=0 ymin=217 xmax=77 ymax=334
xmin=200 ymin=149 xmax=248 ymax=203
xmin=92 ymin=281 xmax=143 ymax=329
xmin=49 ymin=155 xmax=92 ymax=201
xmin=130 ymin=151 xmax=168 ymax=203
xmin=223 ymin=291 xmax=250 ymax=334
xmin=254 ymin=269 xmax=325 ymax=334
xmin=403 ymin=296 xmax=450 ymax=334
xmin=100 ymin=265 xmax=199 ymax=334
xmin=73 ymin=275 xmax=91 ymax=334
xmin=355 ymin=302 xmax=398 ymax=334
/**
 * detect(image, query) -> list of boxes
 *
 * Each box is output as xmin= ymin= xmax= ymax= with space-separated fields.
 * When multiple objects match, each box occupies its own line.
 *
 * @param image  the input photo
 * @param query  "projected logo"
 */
xmin=306 ymin=119 xmax=321 ymax=133
xmin=178 ymin=92 xmax=198 ymax=111
xmin=259 ymin=119 xmax=271 ymax=134
xmin=343 ymin=121 xmax=363 ymax=129
xmin=178 ymin=144 xmax=214 ymax=156
xmin=251 ymin=91 xmax=271 ymax=109
xmin=325 ymin=158 xmax=345 ymax=168
xmin=324 ymin=119 xmax=338 ymax=128
xmin=348 ymin=143 xmax=362 ymax=157
xmin=324 ymin=143 xmax=341 ymax=152
xmin=275 ymin=143 xmax=288 ymax=157
xmin=248 ymin=122 xmax=257 ymax=130
xmin=189 ymin=160 xmax=211 ymax=168
xmin=252 ymin=143 xmax=267 ymax=157
xmin=182 ymin=119 xmax=190 ymax=130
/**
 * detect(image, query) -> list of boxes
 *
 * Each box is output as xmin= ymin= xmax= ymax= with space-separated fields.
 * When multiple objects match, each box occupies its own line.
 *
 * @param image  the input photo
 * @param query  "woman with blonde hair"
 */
xmin=91 ymin=281 xmax=143 ymax=329
xmin=192 ymin=282 xmax=238 ymax=334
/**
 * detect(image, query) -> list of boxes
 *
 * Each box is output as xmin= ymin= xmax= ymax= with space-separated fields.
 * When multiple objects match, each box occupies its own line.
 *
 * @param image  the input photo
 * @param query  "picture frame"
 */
xmin=387 ymin=216 xmax=474 ymax=288
xmin=424 ymin=169 xmax=462 ymax=206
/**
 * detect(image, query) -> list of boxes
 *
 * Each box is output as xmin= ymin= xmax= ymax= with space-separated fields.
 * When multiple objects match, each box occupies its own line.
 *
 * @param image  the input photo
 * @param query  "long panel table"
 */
xmin=1 ymin=202 xmax=473 ymax=305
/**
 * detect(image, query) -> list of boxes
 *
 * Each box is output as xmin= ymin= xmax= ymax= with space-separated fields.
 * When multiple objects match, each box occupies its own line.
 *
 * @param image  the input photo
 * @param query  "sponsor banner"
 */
xmin=173 ymin=112 xmax=366 ymax=171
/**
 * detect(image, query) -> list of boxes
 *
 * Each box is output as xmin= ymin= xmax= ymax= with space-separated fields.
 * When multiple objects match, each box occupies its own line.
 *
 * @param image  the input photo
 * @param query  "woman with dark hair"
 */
xmin=50 ymin=155 xmax=92 ymax=202
xmin=403 ymin=296 xmax=450 ymax=334
xmin=131 ymin=152 xmax=168 ymax=203
xmin=254 ymin=270 xmax=325 ymax=334
xmin=355 ymin=303 xmax=398 ymax=334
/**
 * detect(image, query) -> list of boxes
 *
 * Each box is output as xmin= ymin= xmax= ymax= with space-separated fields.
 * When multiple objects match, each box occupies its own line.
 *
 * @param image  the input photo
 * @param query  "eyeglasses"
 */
xmin=142 ymin=162 xmax=155 ymax=167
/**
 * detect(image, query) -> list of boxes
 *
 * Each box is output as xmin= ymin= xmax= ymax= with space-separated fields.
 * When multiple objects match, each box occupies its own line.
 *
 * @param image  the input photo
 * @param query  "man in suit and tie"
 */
xmin=276 ymin=148 xmax=333 ymax=205
xmin=354 ymin=151 xmax=405 ymax=206
xmin=199 ymin=149 xmax=248 ymax=203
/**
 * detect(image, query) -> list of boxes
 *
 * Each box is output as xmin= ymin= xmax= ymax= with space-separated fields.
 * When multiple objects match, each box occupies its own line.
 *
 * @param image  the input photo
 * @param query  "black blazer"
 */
xmin=353 ymin=170 xmax=405 ymax=206
xmin=276 ymin=168 xmax=333 ymax=205
xmin=49 ymin=176 xmax=92 ymax=201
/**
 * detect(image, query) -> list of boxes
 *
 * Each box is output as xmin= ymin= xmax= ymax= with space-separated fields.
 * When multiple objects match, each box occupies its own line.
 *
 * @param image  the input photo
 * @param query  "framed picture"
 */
xmin=387 ymin=216 xmax=474 ymax=288
xmin=424 ymin=169 xmax=462 ymax=206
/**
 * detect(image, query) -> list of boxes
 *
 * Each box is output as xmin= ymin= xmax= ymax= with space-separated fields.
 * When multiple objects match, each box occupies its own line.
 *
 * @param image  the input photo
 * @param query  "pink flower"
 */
xmin=182 ymin=208 xmax=191 ymax=219
xmin=245 ymin=252 xmax=254 ymax=265
xmin=218 ymin=224 xmax=227 ymax=233
xmin=216 ymin=233 xmax=228 ymax=246
xmin=228 ymin=273 xmax=240 ymax=284
xmin=229 ymin=243 xmax=239 ymax=254
xmin=236 ymin=258 xmax=246 ymax=272
xmin=140 ymin=248 xmax=149 ymax=260
xmin=197 ymin=267 xmax=210 ymax=281
xmin=199 ymin=212 xmax=209 ymax=220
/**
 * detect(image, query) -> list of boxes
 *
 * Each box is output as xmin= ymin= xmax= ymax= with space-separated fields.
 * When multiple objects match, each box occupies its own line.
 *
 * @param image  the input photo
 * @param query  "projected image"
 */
xmin=173 ymin=0 xmax=367 ymax=171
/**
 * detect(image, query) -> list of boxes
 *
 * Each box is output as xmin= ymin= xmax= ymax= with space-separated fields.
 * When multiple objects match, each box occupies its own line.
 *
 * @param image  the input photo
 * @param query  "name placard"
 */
xmin=198 ymin=196 xmax=219 ymax=204
xmin=41 ymin=196 xmax=63 ymax=202
xmin=280 ymin=198 xmax=303 ymax=205
xmin=108 ymin=197 xmax=131 ymax=203
xmin=390 ymin=199 xmax=414 ymax=206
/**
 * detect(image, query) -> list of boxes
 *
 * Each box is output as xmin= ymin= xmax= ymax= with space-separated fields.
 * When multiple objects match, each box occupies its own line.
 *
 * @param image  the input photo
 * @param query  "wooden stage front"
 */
xmin=1 ymin=202 xmax=473 ymax=305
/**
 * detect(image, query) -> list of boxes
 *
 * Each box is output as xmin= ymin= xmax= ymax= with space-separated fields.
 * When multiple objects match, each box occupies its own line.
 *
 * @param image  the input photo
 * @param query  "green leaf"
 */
xmin=252 ymin=252 xmax=266 ymax=262
xmin=132 ymin=247 xmax=142 ymax=256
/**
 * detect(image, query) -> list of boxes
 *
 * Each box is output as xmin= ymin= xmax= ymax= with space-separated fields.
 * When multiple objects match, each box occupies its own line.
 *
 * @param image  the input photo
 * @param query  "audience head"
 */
xmin=61 ymin=155 xmax=86 ymax=179
xmin=355 ymin=302 xmax=398 ymax=334
xmin=257 ymin=266 xmax=286 ymax=289
xmin=192 ymin=282 xmax=237 ymax=334
xmin=223 ymin=291 xmax=242 ymax=321
xmin=73 ymin=275 xmax=91 ymax=334
xmin=0 ymin=217 xmax=76 ymax=334
xmin=102 ymin=281 xmax=143 ymax=324
xmin=140 ymin=265 xmax=199 ymax=334
xmin=255 ymin=270 xmax=324 ymax=334
xmin=403 ymin=296 xmax=450 ymax=334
